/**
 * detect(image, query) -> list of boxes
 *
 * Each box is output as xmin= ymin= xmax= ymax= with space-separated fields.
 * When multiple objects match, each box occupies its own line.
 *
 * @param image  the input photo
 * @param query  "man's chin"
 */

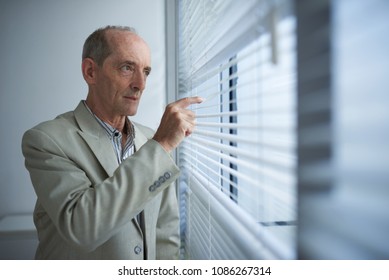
xmin=126 ymin=108 xmax=138 ymax=117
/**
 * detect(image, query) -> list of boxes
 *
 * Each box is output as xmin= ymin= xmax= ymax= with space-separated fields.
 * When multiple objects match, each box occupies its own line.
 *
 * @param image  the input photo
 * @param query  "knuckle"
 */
xmin=172 ymin=110 xmax=181 ymax=118
xmin=165 ymin=103 xmax=174 ymax=110
xmin=166 ymin=103 xmax=179 ymax=113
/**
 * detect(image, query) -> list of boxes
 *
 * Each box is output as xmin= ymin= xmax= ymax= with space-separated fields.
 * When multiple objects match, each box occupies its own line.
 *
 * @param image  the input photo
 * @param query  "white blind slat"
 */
xmin=178 ymin=0 xmax=297 ymax=260
xmin=187 ymin=169 xmax=294 ymax=259
xmin=180 ymin=152 xmax=295 ymax=206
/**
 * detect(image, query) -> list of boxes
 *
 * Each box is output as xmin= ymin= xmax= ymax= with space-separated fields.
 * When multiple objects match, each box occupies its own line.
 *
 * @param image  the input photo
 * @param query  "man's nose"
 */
xmin=130 ymin=71 xmax=146 ymax=91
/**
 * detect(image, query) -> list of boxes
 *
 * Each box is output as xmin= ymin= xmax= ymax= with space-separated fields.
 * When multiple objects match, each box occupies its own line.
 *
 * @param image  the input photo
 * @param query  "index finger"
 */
xmin=175 ymin=96 xmax=204 ymax=108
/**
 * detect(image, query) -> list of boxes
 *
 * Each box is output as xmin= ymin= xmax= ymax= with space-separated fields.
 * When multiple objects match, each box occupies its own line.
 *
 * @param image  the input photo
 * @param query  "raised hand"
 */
xmin=152 ymin=96 xmax=203 ymax=152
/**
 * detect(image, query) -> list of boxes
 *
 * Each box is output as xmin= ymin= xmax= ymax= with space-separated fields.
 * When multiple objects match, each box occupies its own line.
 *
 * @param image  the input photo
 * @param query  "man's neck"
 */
xmin=85 ymin=98 xmax=126 ymax=133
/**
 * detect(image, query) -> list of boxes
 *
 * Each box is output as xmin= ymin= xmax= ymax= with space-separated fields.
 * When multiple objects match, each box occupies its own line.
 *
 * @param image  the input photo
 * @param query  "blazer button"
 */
xmin=164 ymin=172 xmax=172 ymax=179
xmin=158 ymin=176 xmax=166 ymax=185
xmin=149 ymin=185 xmax=156 ymax=192
xmin=134 ymin=245 xmax=142 ymax=255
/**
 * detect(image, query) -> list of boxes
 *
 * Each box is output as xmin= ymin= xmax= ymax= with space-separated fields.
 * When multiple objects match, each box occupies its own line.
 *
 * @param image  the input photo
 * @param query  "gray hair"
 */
xmin=82 ymin=26 xmax=137 ymax=66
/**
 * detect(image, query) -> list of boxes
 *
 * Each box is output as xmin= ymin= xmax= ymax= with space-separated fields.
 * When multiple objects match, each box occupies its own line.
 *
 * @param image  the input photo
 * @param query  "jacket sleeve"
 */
xmin=22 ymin=128 xmax=180 ymax=253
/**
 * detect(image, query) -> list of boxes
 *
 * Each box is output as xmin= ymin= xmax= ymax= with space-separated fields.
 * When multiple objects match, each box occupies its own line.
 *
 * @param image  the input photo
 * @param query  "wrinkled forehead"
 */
xmin=106 ymin=30 xmax=151 ymax=64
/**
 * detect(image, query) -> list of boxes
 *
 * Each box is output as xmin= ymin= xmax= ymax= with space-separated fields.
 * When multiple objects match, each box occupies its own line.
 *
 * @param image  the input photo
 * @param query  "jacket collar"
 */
xmin=73 ymin=101 xmax=149 ymax=176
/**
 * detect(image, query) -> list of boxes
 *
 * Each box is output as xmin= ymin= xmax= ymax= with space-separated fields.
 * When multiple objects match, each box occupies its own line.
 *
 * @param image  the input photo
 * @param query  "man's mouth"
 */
xmin=123 ymin=96 xmax=138 ymax=101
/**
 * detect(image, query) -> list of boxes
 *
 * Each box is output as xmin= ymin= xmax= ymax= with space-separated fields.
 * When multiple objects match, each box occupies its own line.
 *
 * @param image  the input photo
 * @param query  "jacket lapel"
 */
xmin=74 ymin=101 xmax=118 ymax=177
xmin=74 ymin=101 xmax=153 ymax=248
xmin=132 ymin=122 xmax=154 ymax=258
xmin=133 ymin=124 xmax=149 ymax=152
xmin=131 ymin=123 xmax=150 ymax=240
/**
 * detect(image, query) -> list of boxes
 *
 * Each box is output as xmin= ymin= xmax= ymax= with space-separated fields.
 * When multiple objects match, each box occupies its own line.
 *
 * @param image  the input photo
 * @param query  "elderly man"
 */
xmin=22 ymin=26 xmax=202 ymax=259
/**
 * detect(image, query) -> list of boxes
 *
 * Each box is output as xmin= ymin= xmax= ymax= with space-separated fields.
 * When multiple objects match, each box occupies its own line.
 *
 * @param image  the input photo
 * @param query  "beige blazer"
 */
xmin=22 ymin=101 xmax=180 ymax=260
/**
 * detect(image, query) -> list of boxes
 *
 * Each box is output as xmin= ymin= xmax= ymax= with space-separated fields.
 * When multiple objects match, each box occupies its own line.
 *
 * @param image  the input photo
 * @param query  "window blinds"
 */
xmin=298 ymin=0 xmax=389 ymax=259
xmin=177 ymin=0 xmax=296 ymax=259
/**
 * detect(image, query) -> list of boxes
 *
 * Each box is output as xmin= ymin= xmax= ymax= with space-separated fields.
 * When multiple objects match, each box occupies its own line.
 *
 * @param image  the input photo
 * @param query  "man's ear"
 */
xmin=81 ymin=58 xmax=98 ymax=84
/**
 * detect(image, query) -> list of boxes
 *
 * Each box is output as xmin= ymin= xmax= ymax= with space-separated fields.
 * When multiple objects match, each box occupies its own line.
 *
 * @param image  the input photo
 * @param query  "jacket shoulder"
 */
xmin=133 ymin=121 xmax=155 ymax=139
xmin=28 ymin=110 xmax=77 ymax=134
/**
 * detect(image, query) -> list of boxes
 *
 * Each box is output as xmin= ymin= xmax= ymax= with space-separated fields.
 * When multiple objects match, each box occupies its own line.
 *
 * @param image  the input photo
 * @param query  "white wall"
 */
xmin=0 ymin=0 xmax=167 ymax=218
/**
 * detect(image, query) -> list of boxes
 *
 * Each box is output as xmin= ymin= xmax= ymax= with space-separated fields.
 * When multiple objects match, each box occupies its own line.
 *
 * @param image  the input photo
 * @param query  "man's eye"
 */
xmin=120 ymin=65 xmax=133 ymax=72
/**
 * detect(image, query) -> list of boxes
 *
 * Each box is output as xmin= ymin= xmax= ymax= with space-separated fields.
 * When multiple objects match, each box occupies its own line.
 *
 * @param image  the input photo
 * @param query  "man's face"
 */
xmin=92 ymin=31 xmax=151 ymax=118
